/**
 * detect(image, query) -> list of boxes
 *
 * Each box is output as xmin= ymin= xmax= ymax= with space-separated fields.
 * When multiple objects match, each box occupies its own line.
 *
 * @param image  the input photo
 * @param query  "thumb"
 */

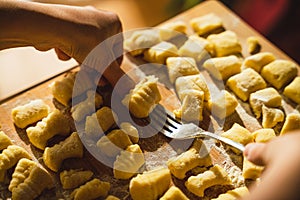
xmin=244 ymin=143 xmax=268 ymax=166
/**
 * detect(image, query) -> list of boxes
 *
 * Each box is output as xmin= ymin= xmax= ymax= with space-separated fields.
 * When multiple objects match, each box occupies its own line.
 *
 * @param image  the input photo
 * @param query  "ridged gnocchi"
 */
xmin=9 ymin=158 xmax=53 ymax=200
xmin=113 ymin=144 xmax=145 ymax=179
xmin=11 ymin=99 xmax=50 ymax=129
xmin=120 ymin=122 xmax=139 ymax=144
xmin=0 ymin=145 xmax=31 ymax=181
xmin=26 ymin=109 xmax=71 ymax=150
xmin=71 ymin=178 xmax=111 ymax=200
xmin=60 ymin=169 xmax=93 ymax=189
xmin=122 ymin=76 xmax=161 ymax=118
xmin=167 ymin=139 xmax=212 ymax=179
xmin=185 ymin=164 xmax=232 ymax=197
xmin=0 ymin=131 xmax=12 ymax=151
xmin=129 ymin=167 xmax=171 ymax=200
xmin=43 ymin=132 xmax=83 ymax=172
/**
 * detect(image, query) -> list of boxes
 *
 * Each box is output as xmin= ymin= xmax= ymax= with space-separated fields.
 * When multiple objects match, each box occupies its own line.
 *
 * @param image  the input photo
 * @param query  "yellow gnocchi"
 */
xmin=122 ymin=76 xmax=161 ymax=118
xmin=247 ymin=36 xmax=261 ymax=55
xmin=85 ymin=106 xmax=117 ymax=138
xmin=159 ymin=20 xmax=187 ymax=41
xmin=261 ymin=60 xmax=298 ymax=89
xmin=0 ymin=131 xmax=12 ymax=151
xmin=185 ymin=164 xmax=232 ymax=197
xmin=212 ymin=186 xmax=249 ymax=200
xmin=283 ymin=77 xmax=300 ymax=104
xmin=249 ymin=87 xmax=282 ymax=118
xmin=124 ymin=29 xmax=161 ymax=56
xmin=262 ymin=105 xmax=284 ymax=129
xmin=203 ymin=55 xmax=242 ymax=80
xmin=96 ymin=129 xmax=133 ymax=158
xmin=60 ymin=169 xmax=93 ymax=189
xmin=143 ymin=41 xmax=178 ymax=64
xmin=43 ymin=132 xmax=83 ymax=172
xmin=166 ymin=57 xmax=199 ymax=84
xmin=71 ymin=90 xmax=103 ymax=122
xmin=242 ymin=52 xmax=276 ymax=72
xmin=190 ymin=13 xmax=224 ymax=37
xmin=167 ymin=139 xmax=212 ymax=179
xmin=242 ymin=158 xmax=264 ymax=180
xmin=26 ymin=109 xmax=71 ymax=150
xmin=226 ymin=68 xmax=267 ymax=101
xmin=178 ymin=35 xmax=214 ymax=62
xmin=120 ymin=122 xmax=139 ymax=144
xmin=11 ymin=99 xmax=50 ymax=129
xmin=160 ymin=186 xmax=189 ymax=200
xmin=207 ymin=90 xmax=238 ymax=119
xmin=207 ymin=30 xmax=242 ymax=57
xmin=280 ymin=113 xmax=300 ymax=135
xmin=9 ymin=158 xmax=53 ymax=200
xmin=0 ymin=145 xmax=31 ymax=181
xmin=71 ymin=178 xmax=110 ymax=200
xmin=113 ymin=144 xmax=145 ymax=179
xmin=129 ymin=167 xmax=171 ymax=200
xmin=252 ymin=128 xmax=276 ymax=143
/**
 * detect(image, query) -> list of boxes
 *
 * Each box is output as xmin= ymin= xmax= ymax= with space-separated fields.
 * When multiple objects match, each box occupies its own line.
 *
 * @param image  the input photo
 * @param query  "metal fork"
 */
xmin=148 ymin=104 xmax=245 ymax=152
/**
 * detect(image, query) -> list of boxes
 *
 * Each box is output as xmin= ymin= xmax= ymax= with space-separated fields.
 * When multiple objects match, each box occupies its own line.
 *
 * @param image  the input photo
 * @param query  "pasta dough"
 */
xmin=26 ymin=109 xmax=71 ymax=150
xmin=9 ymin=158 xmax=53 ymax=200
xmin=249 ymin=87 xmax=282 ymax=118
xmin=185 ymin=164 xmax=232 ymax=197
xmin=113 ymin=144 xmax=145 ymax=179
xmin=207 ymin=30 xmax=242 ymax=57
xmin=0 ymin=131 xmax=12 ymax=151
xmin=242 ymin=52 xmax=275 ymax=72
xmin=280 ymin=113 xmax=300 ymax=135
xmin=283 ymin=77 xmax=300 ymax=104
xmin=0 ymin=145 xmax=31 ymax=181
xmin=226 ymin=68 xmax=267 ymax=101
xmin=261 ymin=60 xmax=298 ymax=89
xmin=167 ymin=139 xmax=212 ymax=179
xmin=143 ymin=41 xmax=178 ymax=64
xmin=189 ymin=13 xmax=224 ymax=36
xmin=71 ymin=178 xmax=110 ymax=200
xmin=85 ymin=106 xmax=117 ymax=138
xmin=129 ymin=167 xmax=171 ymax=200
xmin=166 ymin=57 xmax=199 ymax=84
xmin=60 ymin=169 xmax=93 ymax=189
xmin=122 ymin=76 xmax=161 ymax=118
xmin=43 ymin=132 xmax=83 ymax=172
xmin=203 ymin=55 xmax=242 ymax=80
xmin=96 ymin=129 xmax=133 ymax=158
xmin=11 ymin=99 xmax=50 ymax=129
xmin=160 ymin=186 xmax=189 ymax=200
xmin=124 ymin=29 xmax=161 ymax=56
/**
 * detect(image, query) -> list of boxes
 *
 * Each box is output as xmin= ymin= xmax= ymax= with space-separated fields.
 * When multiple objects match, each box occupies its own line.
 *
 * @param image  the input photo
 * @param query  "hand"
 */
xmin=243 ymin=131 xmax=300 ymax=200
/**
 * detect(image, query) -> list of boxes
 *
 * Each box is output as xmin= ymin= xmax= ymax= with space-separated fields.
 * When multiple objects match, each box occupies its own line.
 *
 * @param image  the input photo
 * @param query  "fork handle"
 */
xmin=191 ymin=131 xmax=246 ymax=152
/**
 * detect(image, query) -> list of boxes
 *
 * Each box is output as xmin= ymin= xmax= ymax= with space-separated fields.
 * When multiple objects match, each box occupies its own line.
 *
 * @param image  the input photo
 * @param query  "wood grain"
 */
xmin=0 ymin=1 xmax=299 ymax=199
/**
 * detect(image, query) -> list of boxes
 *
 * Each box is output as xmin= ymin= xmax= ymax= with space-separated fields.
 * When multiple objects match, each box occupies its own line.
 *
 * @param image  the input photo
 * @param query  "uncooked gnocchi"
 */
xmin=143 ymin=41 xmax=178 ymax=64
xmin=0 ymin=131 xmax=12 ymax=151
xmin=160 ymin=186 xmax=189 ymax=200
xmin=242 ymin=52 xmax=275 ymax=72
xmin=60 ymin=169 xmax=93 ymax=189
xmin=283 ymin=77 xmax=300 ymax=104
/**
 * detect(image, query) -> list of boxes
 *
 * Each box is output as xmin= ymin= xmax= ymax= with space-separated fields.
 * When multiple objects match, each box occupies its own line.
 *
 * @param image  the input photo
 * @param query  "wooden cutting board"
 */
xmin=0 ymin=1 xmax=299 ymax=199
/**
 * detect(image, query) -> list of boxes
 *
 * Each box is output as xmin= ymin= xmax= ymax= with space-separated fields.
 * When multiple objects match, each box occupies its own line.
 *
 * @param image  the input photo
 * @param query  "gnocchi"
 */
xmin=159 ymin=20 xmax=187 ymax=40
xmin=261 ymin=105 xmax=284 ymax=129
xmin=60 ymin=169 xmax=93 ymax=189
xmin=143 ymin=41 xmax=178 ymax=64
xmin=247 ymin=36 xmax=261 ymax=55
xmin=43 ymin=132 xmax=83 ymax=172
xmin=242 ymin=158 xmax=264 ymax=180
xmin=252 ymin=128 xmax=276 ymax=143
xmin=242 ymin=52 xmax=276 ymax=72
xmin=160 ymin=186 xmax=189 ymax=200
xmin=11 ymin=99 xmax=49 ymax=129
xmin=283 ymin=77 xmax=300 ymax=104
xmin=212 ymin=186 xmax=249 ymax=200
xmin=190 ymin=13 xmax=224 ymax=37
xmin=280 ymin=113 xmax=300 ymax=135
xmin=26 ymin=109 xmax=71 ymax=150
xmin=0 ymin=131 xmax=12 ymax=151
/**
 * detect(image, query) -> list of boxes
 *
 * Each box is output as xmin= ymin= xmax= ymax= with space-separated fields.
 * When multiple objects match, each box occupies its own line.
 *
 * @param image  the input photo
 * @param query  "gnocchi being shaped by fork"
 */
xmin=185 ymin=164 xmax=232 ymax=197
xmin=167 ymin=139 xmax=212 ymax=179
xmin=26 ymin=109 xmax=71 ymax=150
xmin=0 ymin=145 xmax=31 ymax=182
xmin=9 ymin=158 xmax=54 ymax=200
xmin=122 ymin=76 xmax=161 ymax=118
xmin=43 ymin=132 xmax=83 ymax=172
xmin=11 ymin=99 xmax=50 ymax=129
xmin=71 ymin=178 xmax=111 ymax=200
xmin=129 ymin=167 xmax=171 ymax=200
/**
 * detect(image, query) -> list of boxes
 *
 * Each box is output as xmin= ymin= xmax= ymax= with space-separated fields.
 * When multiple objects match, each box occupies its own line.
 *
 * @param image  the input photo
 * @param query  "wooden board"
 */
xmin=0 ymin=1 xmax=299 ymax=199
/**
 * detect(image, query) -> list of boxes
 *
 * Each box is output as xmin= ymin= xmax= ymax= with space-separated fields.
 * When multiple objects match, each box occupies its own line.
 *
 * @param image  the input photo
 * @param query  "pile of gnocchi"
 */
xmin=0 ymin=11 xmax=299 ymax=200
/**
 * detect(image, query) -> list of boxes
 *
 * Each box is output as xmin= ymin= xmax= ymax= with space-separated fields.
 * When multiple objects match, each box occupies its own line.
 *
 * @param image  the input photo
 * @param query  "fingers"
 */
xmin=244 ymin=143 xmax=267 ymax=166
xmin=54 ymin=48 xmax=71 ymax=61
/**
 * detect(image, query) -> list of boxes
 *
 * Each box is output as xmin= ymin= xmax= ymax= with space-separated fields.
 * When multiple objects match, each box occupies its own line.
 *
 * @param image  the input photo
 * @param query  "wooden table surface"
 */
xmin=0 ymin=1 xmax=299 ymax=199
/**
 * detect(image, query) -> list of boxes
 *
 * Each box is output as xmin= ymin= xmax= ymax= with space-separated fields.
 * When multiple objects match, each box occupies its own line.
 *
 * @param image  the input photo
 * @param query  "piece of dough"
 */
xmin=143 ymin=41 xmax=178 ymax=64
xmin=252 ymin=128 xmax=276 ymax=143
xmin=160 ymin=186 xmax=189 ymax=200
xmin=226 ymin=68 xmax=267 ymax=101
xmin=242 ymin=158 xmax=264 ymax=180
xmin=159 ymin=20 xmax=187 ymax=41
xmin=0 ymin=131 xmax=12 ymax=151
xmin=212 ymin=186 xmax=249 ymax=200
xmin=242 ymin=52 xmax=275 ymax=72
xmin=247 ymin=36 xmax=261 ymax=55
xmin=261 ymin=60 xmax=298 ymax=89
xmin=283 ymin=77 xmax=300 ymax=104
xmin=60 ymin=169 xmax=93 ymax=189
xmin=261 ymin=105 xmax=284 ymax=129
xmin=280 ymin=113 xmax=300 ymax=135
xmin=189 ymin=13 xmax=223 ymax=36
xmin=11 ymin=99 xmax=50 ymax=129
